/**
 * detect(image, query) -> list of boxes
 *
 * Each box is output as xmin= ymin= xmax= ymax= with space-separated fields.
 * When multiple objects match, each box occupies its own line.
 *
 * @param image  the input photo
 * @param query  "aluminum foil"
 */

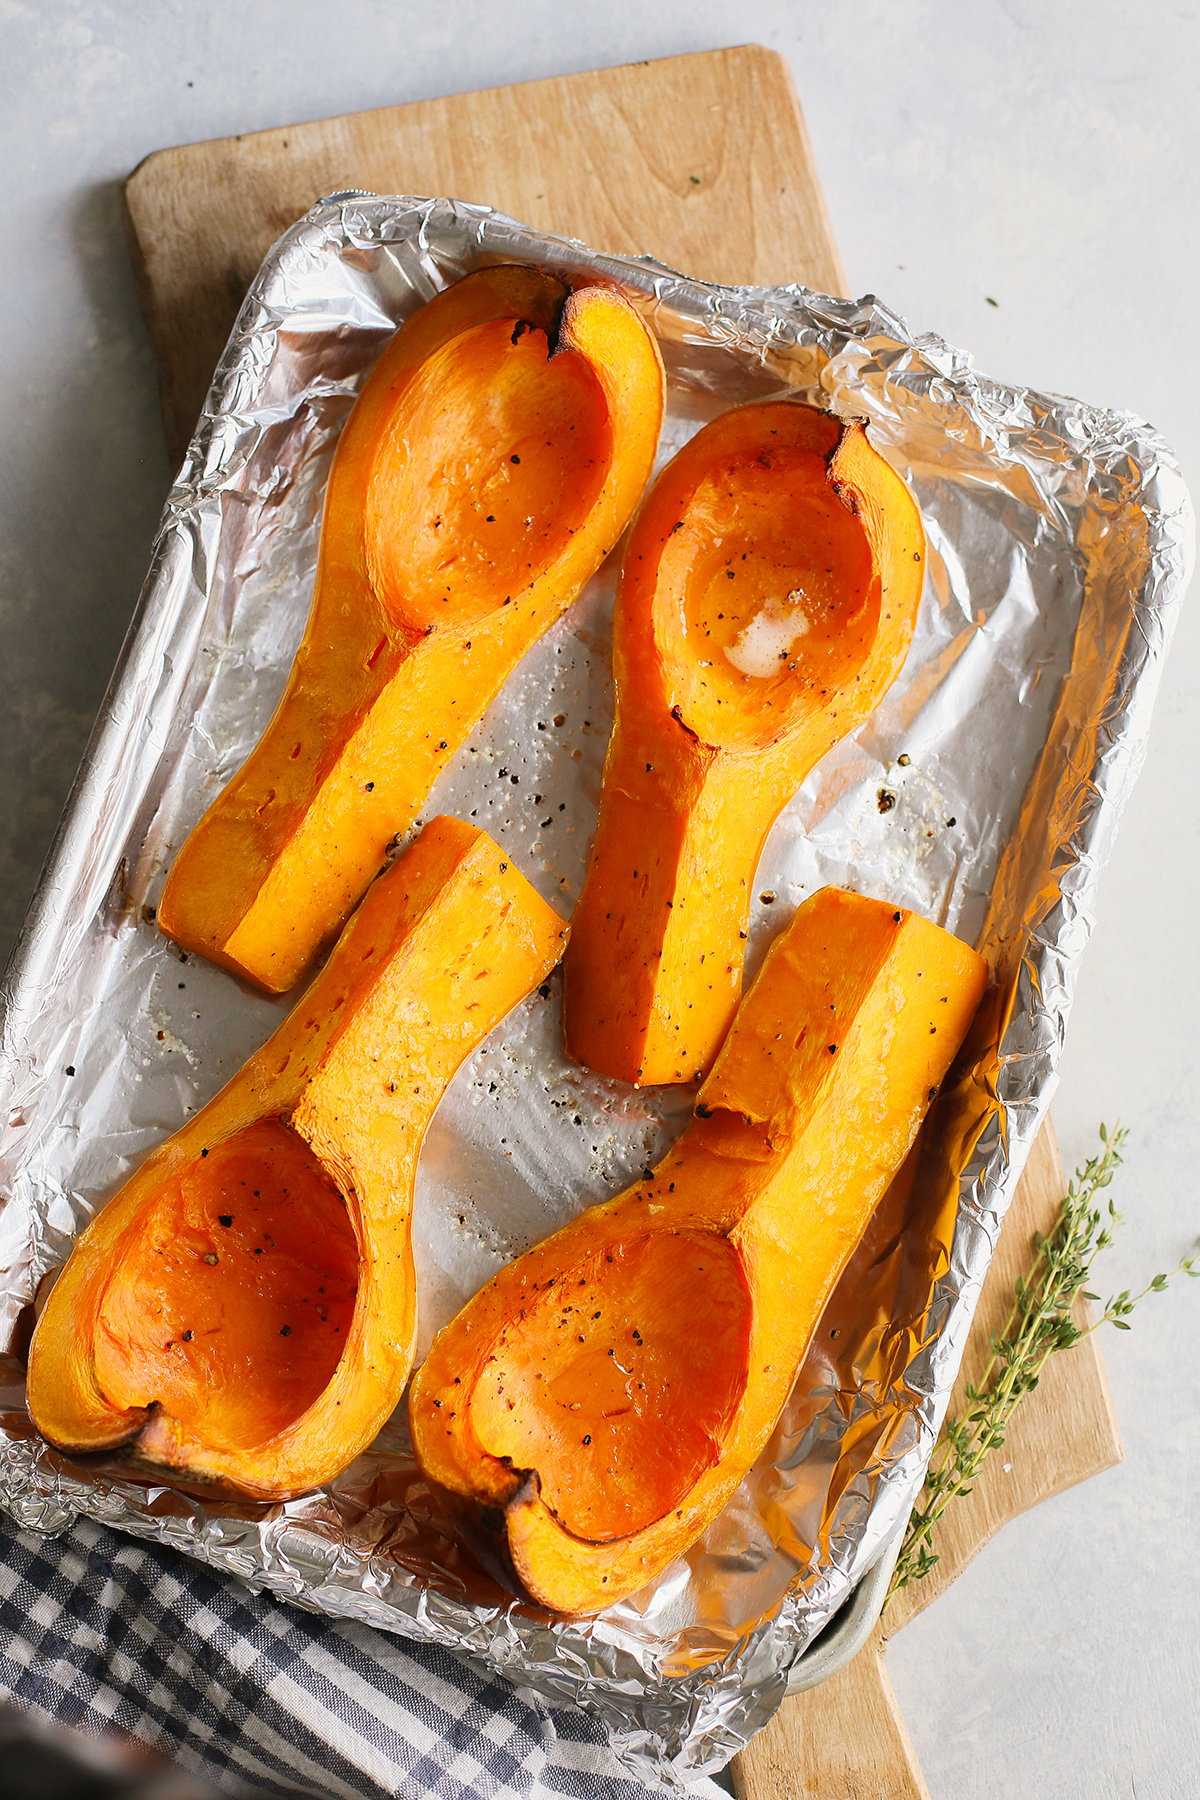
xmin=0 ymin=196 xmax=1191 ymax=1783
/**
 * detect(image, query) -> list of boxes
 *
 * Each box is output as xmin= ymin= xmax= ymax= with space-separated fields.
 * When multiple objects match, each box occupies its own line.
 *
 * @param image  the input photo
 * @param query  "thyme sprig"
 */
xmin=889 ymin=1124 xmax=1198 ymax=1601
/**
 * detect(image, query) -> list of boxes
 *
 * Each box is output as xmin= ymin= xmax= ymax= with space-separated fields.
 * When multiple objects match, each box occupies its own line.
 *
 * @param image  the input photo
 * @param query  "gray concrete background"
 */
xmin=2 ymin=3 xmax=1198 ymax=1794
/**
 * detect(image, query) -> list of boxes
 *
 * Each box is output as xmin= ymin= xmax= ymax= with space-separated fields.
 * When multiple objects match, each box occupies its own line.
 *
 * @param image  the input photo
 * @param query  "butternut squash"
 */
xmin=158 ymin=267 xmax=664 ymax=993
xmin=28 ymin=818 xmax=567 ymax=1498
xmin=563 ymin=402 xmax=925 ymax=1085
xmin=411 ymin=888 xmax=986 ymax=1614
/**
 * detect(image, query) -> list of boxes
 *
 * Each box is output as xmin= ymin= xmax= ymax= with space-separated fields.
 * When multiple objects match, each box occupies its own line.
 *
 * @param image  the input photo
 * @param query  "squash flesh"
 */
xmin=563 ymin=402 xmax=925 ymax=1086
xmin=365 ymin=317 xmax=612 ymax=626
xmin=158 ymin=269 xmax=663 ymax=994
xmin=28 ymin=818 xmax=568 ymax=1497
xmin=93 ymin=1120 xmax=358 ymax=1455
xmin=667 ymin=438 xmax=874 ymax=747
xmin=469 ymin=1231 xmax=752 ymax=1542
xmin=412 ymin=888 xmax=987 ymax=1613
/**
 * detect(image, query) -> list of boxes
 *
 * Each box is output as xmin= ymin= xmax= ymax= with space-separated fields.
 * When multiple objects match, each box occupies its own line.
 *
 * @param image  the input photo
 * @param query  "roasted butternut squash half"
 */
xmin=564 ymin=401 xmax=925 ymax=1085
xmin=158 ymin=266 xmax=664 ymax=993
xmin=412 ymin=888 xmax=986 ymax=1614
xmin=28 ymin=818 xmax=567 ymax=1498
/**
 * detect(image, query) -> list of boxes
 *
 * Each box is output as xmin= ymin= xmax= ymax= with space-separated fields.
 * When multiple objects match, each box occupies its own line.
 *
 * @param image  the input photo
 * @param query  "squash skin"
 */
xmin=563 ymin=402 xmax=926 ymax=1085
xmin=411 ymin=889 xmax=986 ymax=1614
xmin=27 ymin=818 xmax=567 ymax=1498
xmin=157 ymin=267 xmax=664 ymax=994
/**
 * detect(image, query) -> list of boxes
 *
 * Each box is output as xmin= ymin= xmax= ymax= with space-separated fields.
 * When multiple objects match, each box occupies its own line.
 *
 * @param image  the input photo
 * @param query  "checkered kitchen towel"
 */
xmin=0 ymin=1510 xmax=727 ymax=1798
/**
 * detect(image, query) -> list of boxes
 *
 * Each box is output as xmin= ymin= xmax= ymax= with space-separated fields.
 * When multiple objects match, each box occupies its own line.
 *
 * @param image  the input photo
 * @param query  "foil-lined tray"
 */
xmin=0 ymin=196 xmax=1191 ymax=1782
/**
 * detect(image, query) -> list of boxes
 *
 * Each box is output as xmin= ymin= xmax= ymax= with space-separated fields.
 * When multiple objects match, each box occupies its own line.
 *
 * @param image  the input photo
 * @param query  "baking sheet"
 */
xmin=0 ymin=195 xmax=1191 ymax=1780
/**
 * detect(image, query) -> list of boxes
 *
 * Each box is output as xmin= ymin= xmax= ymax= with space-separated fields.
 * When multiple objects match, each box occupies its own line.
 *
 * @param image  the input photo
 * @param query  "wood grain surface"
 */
xmin=734 ymin=1623 xmax=931 ymax=1800
xmin=125 ymin=50 xmax=1122 ymax=1796
xmin=123 ymin=44 xmax=846 ymax=461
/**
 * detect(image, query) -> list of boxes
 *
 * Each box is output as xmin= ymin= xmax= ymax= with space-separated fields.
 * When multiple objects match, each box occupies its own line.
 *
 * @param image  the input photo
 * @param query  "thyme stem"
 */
xmin=888 ymin=1124 xmax=1198 ymax=1602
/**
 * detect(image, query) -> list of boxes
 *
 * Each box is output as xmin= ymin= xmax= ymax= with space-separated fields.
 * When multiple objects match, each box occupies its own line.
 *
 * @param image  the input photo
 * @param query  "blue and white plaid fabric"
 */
xmin=0 ymin=1511 xmax=727 ymax=1799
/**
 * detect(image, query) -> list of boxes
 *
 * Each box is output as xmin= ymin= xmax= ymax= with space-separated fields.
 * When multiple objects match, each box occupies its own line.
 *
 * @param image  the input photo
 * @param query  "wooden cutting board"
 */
xmin=122 ymin=46 xmax=1122 ymax=1795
